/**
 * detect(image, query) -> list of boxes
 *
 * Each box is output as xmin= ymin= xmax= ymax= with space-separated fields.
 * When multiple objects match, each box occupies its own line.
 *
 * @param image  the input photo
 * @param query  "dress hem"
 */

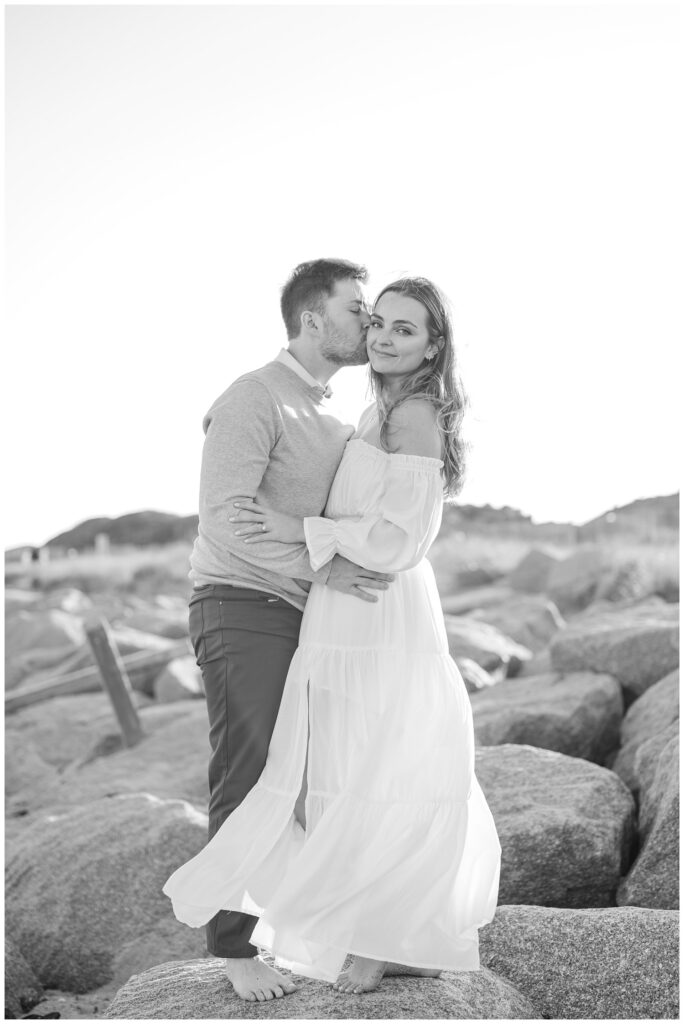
xmin=264 ymin=939 xmax=480 ymax=983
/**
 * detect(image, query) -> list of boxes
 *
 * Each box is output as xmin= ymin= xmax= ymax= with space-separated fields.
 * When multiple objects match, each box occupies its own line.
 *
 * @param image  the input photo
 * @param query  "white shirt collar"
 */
xmin=276 ymin=348 xmax=332 ymax=399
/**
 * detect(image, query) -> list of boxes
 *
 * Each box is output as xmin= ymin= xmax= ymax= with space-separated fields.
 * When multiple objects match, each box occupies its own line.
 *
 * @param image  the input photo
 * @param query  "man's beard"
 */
xmin=320 ymin=318 xmax=369 ymax=367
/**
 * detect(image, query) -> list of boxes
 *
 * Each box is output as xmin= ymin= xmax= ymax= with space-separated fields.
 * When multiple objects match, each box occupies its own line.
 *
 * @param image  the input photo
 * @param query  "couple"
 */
xmin=163 ymin=258 xmax=501 ymax=1003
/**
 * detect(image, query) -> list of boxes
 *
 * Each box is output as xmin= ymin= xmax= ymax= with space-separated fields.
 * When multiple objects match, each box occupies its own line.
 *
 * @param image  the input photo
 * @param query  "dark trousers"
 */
xmin=189 ymin=584 xmax=303 ymax=958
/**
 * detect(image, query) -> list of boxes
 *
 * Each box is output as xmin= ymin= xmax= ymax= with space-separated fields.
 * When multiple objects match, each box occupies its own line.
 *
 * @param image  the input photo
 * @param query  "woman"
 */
xmin=164 ymin=277 xmax=501 ymax=994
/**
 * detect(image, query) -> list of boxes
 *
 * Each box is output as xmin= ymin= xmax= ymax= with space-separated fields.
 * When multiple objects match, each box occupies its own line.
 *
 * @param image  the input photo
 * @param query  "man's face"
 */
xmin=318 ymin=278 xmax=370 ymax=366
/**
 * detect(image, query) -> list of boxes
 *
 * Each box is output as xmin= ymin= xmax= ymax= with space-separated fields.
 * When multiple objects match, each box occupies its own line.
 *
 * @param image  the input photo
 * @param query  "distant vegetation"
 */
xmin=7 ymin=493 xmax=677 ymax=556
xmin=46 ymin=512 xmax=199 ymax=551
xmin=436 ymin=493 xmax=677 ymax=546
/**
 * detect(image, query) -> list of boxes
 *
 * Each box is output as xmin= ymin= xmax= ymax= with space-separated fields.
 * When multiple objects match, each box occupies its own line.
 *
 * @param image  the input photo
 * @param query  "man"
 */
xmin=186 ymin=258 xmax=393 ymax=1003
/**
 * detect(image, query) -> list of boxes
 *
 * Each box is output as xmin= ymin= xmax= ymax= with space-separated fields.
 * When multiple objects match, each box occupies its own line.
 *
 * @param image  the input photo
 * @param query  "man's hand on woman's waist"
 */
xmin=326 ymin=556 xmax=394 ymax=603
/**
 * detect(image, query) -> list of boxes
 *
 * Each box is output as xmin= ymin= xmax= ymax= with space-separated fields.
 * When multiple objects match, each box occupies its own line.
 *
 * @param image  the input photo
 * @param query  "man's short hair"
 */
xmin=280 ymin=258 xmax=368 ymax=340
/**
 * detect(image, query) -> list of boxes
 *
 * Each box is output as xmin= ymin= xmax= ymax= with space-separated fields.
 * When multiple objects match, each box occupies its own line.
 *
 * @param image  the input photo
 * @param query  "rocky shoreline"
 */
xmin=5 ymin=542 xmax=679 ymax=1019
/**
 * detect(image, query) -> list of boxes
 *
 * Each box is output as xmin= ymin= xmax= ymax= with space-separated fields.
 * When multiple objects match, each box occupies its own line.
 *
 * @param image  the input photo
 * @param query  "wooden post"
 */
xmin=85 ymin=613 xmax=144 ymax=747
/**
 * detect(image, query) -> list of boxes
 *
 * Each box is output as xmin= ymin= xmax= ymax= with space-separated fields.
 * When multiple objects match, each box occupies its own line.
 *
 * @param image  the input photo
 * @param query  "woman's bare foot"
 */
xmin=333 ymin=955 xmax=387 ymax=994
xmin=384 ymin=962 xmax=442 ymax=978
xmin=223 ymin=957 xmax=298 ymax=1002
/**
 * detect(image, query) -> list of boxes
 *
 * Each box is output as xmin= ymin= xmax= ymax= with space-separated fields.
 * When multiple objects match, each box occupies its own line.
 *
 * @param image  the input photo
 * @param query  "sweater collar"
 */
xmin=276 ymin=349 xmax=332 ymax=399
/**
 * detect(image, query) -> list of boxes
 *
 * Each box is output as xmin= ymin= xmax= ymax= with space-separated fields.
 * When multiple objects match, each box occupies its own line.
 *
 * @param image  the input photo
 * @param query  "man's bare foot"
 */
xmin=223 ymin=957 xmax=298 ymax=1002
xmin=333 ymin=955 xmax=387 ymax=994
xmin=384 ymin=962 xmax=442 ymax=978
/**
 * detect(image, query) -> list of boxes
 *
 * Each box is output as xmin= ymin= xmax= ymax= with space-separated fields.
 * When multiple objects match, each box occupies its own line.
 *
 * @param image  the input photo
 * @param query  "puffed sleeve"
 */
xmin=304 ymin=457 xmax=444 ymax=573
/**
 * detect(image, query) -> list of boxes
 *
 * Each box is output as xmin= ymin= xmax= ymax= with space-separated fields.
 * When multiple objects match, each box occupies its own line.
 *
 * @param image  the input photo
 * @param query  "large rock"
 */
xmin=517 ymin=646 xmax=553 ymax=677
xmin=633 ymin=720 xmax=679 ymax=806
xmin=5 ymin=608 xmax=87 ymax=689
xmin=621 ymin=668 xmax=679 ymax=750
xmin=444 ymin=616 xmax=531 ymax=676
xmin=6 ymin=703 xmax=210 ymax=826
xmin=111 ymin=916 xmax=212 ymax=991
xmin=639 ymin=730 xmax=679 ymax=843
xmin=4 ymin=730 xmax=56 ymax=798
xmin=612 ymin=670 xmax=679 ymax=790
xmin=6 ymin=691 xmax=151 ymax=773
xmin=5 ymin=793 xmax=207 ymax=993
xmin=469 ymin=594 xmax=564 ymax=652
xmin=4 ymin=937 xmax=43 ymax=1018
xmin=5 ymin=692 xmax=153 ymax=814
xmin=105 ymin=957 xmax=539 ymax=1019
xmin=153 ymin=656 xmax=204 ymax=703
xmin=424 ymin=537 xmax=464 ymax=597
xmin=507 ymin=547 xmax=559 ymax=594
xmin=546 ymin=545 xmax=606 ymax=612
xmin=471 ymin=671 xmax=623 ymax=764
xmin=440 ymin=585 xmax=514 ymax=616
xmin=618 ymin=735 xmax=679 ymax=910
xmin=476 ymin=745 xmax=635 ymax=907
xmin=549 ymin=606 xmax=679 ymax=702
xmin=452 ymin=565 xmax=504 ymax=590
xmin=595 ymin=559 xmax=656 ymax=604
xmin=479 ymin=904 xmax=679 ymax=1020
xmin=6 ymin=608 xmax=86 ymax=661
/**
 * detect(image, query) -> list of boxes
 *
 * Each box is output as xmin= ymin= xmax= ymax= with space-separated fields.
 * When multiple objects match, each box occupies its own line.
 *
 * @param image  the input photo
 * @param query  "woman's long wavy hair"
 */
xmin=369 ymin=277 xmax=468 ymax=497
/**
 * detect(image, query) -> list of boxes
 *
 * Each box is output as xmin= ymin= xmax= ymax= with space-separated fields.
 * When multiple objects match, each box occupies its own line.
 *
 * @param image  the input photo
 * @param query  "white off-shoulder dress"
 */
xmin=164 ymin=411 xmax=501 ymax=981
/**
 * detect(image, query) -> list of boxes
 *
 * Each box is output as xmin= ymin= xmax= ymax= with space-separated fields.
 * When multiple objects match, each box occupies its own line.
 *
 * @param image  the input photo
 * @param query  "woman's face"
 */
xmin=366 ymin=291 xmax=438 ymax=383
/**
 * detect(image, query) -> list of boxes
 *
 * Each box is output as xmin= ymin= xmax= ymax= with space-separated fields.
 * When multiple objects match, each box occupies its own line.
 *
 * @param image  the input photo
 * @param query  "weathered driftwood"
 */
xmin=5 ymin=639 xmax=191 ymax=713
xmin=15 ymin=626 xmax=181 ymax=692
xmin=85 ymin=615 xmax=144 ymax=747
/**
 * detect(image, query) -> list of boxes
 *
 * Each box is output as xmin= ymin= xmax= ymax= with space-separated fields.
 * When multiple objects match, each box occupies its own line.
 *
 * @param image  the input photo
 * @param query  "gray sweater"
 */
xmin=189 ymin=357 xmax=355 ymax=609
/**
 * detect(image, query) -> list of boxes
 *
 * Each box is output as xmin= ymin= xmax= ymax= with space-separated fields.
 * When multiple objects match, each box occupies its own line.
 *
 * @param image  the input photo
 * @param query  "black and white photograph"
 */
xmin=4 ymin=1 xmax=680 ymax=1020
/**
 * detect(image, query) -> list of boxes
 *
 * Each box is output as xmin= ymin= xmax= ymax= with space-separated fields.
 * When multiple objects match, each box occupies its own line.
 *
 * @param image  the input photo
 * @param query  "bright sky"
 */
xmin=4 ymin=2 xmax=681 ymax=549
